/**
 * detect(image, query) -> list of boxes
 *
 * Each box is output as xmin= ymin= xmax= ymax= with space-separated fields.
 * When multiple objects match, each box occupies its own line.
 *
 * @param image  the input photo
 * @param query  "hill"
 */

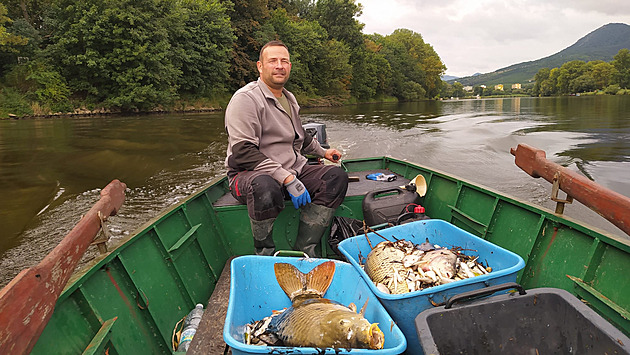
xmin=450 ymin=23 xmax=630 ymax=87
xmin=441 ymin=74 xmax=459 ymax=81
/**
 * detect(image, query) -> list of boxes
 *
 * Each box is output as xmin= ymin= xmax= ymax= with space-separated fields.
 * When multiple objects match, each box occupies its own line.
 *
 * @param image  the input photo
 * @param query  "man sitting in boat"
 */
xmin=224 ymin=40 xmax=348 ymax=257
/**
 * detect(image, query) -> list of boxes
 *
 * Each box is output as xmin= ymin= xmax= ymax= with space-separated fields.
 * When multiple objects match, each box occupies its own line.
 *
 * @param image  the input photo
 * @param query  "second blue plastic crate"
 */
xmin=338 ymin=220 xmax=525 ymax=355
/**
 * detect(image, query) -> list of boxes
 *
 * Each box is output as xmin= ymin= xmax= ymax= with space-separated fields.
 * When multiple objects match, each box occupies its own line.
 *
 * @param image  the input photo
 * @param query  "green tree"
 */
xmin=3 ymin=0 xmax=55 ymax=31
xmin=440 ymin=81 xmax=453 ymax=98
xmin=556 ymin=60 xmax=585 ymax=94
xmin=264 ymin=8 xmax=320 ymax=95
xmin=452 ymin=81 xmax=464 ymax=98
xmin=47 ymin=0 xmax=181 ymax=110
xmin=264 ymin=8 xmax=352 ymax=97
xmin=316 ymin=39 xmax=352 ymax=95
xmin=309 ymin=0 xmax=378 ymax=100
xmin=546 ymin=68 xmax=561 ymax=96
xmin=400 ymin=80 xmax=425 ymax=101
xmin=168 ymin=0 xmax=234 ymax=96
xmin=354 ymin=37 xmax=392 ymax=99
xmin=532 ymin=67 xmax=549 ymax=96
xmin=222 ymin=0 xmax=269 ymax=91
xmin=569 ymin=73 xmax=596 ymax=93
xmin=5 ymin=59 xmax=71 ymax=111
xmin=612 ymin=48 xmax=630 ymax=89
xmin=309 ymin=0 xmax=364 ymax=47
xmin=378 ymin=29 xmax=445 ymax=100
xmin=0 ymin=4 xmax=28 ymax=50
xmin=589 ymin=61 xmax=615 ymax=89
xmin=0 ymin=3 xmax=29 ymax=75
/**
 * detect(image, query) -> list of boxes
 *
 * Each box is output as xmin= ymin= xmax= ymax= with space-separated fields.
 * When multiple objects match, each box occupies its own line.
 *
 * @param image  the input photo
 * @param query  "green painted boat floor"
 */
xmin=186 ymin=257 xmax=234 ymax=354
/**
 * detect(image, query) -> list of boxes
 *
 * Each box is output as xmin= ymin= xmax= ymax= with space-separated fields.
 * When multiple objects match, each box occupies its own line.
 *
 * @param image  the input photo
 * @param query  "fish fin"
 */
xmin=274 ymin=261 xmax=336 ymax=301
xmin=359 ymin=297 xmax=369 ymax=316
xmin=368 ymin=323 xmax=384 ymax=349
xmin=348 ymin=302 xmax=357 ymax=313
xmin=305 ymin=261 xmax=336 ymax=297
xmin=274 ymin=263 xmax=307 ymax=301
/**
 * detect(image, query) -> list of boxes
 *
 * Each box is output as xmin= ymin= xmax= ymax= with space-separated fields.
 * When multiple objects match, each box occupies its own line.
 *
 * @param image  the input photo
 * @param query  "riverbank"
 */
xmin=0 ymin=93 xmax=401 ymax=119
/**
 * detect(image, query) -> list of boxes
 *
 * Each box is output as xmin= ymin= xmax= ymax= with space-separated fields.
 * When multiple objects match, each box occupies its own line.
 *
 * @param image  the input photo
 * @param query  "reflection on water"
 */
xmin=1 ymin=96 xmax=629 ymax=286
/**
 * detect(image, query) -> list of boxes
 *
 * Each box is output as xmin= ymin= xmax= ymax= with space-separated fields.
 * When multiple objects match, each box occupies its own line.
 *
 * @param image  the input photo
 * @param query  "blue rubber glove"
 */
xmin=284 ymin=177 xmax=311 ymax=209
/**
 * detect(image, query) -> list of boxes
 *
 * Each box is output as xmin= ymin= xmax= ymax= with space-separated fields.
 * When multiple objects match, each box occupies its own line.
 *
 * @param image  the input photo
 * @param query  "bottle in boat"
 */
xmin=177 ymin=304 xmax=204 ymax=352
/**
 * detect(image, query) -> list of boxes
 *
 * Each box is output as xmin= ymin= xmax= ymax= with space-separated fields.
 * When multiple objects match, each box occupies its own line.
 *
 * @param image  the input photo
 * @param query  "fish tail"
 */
xmin=274 ymin=261 xmax=336 ymax=301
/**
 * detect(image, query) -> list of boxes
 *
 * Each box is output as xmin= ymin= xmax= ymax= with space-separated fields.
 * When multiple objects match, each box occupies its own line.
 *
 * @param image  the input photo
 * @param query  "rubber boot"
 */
xmin=294 ymin=204 xmax=335 ymax=257
xmin=250 ymin=217 xmax=275 ymax=256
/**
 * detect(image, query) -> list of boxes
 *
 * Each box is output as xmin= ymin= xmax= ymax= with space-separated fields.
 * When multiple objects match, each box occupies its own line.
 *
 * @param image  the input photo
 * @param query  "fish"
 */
xmin=265 ymin=261 xmax=385 ymax=349
xmin=364 ymin=239 xmax=489 ymax=294
xmin=365 ymin=241 xmax=411 ymax=294
xmin=416 ymin=249 xmax=458 ymax=279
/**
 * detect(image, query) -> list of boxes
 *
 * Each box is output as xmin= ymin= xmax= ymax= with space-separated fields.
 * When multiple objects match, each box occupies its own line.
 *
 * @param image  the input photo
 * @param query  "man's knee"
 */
xmin=249 ymin=175 xmax=284 ymax=218
xmin=322 ymin=166 xmax=348 ymax=201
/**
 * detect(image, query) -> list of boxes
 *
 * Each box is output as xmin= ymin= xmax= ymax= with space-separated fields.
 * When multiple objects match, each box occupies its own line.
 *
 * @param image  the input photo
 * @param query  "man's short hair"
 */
xmin=259 ymin=40 xmax=289 ymax=62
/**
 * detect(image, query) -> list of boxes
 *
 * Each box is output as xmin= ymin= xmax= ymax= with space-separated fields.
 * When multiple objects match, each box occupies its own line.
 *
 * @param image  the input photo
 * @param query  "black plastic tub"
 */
xmin=415 ymin=283 xmax=630 ymax=355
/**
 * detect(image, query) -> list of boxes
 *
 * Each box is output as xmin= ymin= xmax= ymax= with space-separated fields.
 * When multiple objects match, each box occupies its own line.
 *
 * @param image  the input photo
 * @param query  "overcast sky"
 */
xmin=357 ymin=0 xmax=630 ymax=78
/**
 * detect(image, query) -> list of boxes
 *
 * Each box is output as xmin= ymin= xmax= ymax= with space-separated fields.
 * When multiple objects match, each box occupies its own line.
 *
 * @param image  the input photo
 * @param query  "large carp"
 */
xmin=365 ymin=241 xmax=410 ymax=294
xmin=266 ymin=261 xmax=385 ymax=349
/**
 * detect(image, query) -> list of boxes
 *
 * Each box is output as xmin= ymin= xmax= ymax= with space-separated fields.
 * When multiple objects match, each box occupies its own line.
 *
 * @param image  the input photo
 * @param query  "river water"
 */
xmin=1 ymin=96 xmax=629 ymax=286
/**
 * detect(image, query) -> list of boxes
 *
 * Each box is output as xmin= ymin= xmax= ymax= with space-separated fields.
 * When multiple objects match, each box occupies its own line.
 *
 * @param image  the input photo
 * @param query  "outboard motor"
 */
xmin=303 ymin=122 xmax=330 ymax=165
xmin=303 ymin=122 xmax=330 ymax=149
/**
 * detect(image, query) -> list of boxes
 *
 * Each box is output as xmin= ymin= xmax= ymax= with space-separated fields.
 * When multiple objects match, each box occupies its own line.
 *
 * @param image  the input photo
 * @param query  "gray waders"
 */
xmin=250 ymin=217 xmax=276 ymax=256
xmin=294 ymin=203 xmax=335 ymax=257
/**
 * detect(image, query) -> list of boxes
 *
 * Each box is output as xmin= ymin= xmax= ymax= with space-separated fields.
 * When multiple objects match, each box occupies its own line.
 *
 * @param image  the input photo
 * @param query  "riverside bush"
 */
xmin=0 ymin=87 xmax=32 ymax=117
xmin=604 ymin=84 xmax=621 ymax=95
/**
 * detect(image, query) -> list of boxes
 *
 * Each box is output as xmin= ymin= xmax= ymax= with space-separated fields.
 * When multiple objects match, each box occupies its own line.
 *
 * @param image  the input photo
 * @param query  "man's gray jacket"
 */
xmin=225 ymin=78 xmax=327 ymax=183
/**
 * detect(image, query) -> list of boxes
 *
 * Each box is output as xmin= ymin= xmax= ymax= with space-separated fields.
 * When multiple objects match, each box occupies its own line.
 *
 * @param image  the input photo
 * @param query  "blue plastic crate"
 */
xmin=223 ymin=256 xmax=407 ymax=354
xmin=338 ymin=220 xmax=525 ymax=355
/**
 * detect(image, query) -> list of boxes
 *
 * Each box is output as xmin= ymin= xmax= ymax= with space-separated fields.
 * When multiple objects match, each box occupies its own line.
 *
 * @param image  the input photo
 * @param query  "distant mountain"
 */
xmin=450 ymin=23 xmax=630 ymax=86
xmin=441 ymin=74 xmax=459 ymax=81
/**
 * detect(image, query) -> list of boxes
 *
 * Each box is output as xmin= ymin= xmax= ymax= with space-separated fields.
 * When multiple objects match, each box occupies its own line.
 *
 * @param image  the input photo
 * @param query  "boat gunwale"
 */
xmin=373 ymin=156 xmax=630 ymax=250
xmin=62 ymin=173 xmax=231 ymax=299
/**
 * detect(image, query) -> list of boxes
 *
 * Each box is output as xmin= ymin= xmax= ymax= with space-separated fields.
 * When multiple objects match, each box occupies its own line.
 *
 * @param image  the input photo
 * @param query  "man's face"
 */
xmin=257 ymin=45 xmax=292 ymax=91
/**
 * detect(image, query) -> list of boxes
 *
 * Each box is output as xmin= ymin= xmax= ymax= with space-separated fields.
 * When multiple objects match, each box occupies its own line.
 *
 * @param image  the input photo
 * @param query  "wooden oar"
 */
xmin=0 ymin=179 xmax=127 ymax=355
xmin=511 ymin=143 xmax=630 ymax=236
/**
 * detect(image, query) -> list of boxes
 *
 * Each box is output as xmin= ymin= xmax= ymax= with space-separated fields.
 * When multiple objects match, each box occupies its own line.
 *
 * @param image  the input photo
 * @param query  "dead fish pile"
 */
xmin=244 ymin=261 xmax=385 ymax=349
xmin=364 ymin=239 xmax=491 ymax=294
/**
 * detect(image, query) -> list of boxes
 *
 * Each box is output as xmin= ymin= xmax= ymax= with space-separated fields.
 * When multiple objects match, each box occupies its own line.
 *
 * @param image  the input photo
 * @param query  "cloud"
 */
xmin=357 ymin=0 xmax=630 ymax=77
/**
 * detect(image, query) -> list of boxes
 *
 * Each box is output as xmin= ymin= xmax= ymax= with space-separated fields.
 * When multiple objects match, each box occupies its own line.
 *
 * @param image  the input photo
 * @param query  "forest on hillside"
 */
xmin=532 ymin=49 xmax=630 ymax=96
xmin=438 ymin=48 xmax=630 ymax=99
xmin=0 ymin=0 xmax=447 ymax=117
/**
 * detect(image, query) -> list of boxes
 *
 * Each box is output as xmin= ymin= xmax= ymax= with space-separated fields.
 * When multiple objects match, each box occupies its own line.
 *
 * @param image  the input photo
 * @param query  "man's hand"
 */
xmin=325 ymin=149 xmax=342 ymax=163
xmin=284 ymin=176 xmax=311 ymax=209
